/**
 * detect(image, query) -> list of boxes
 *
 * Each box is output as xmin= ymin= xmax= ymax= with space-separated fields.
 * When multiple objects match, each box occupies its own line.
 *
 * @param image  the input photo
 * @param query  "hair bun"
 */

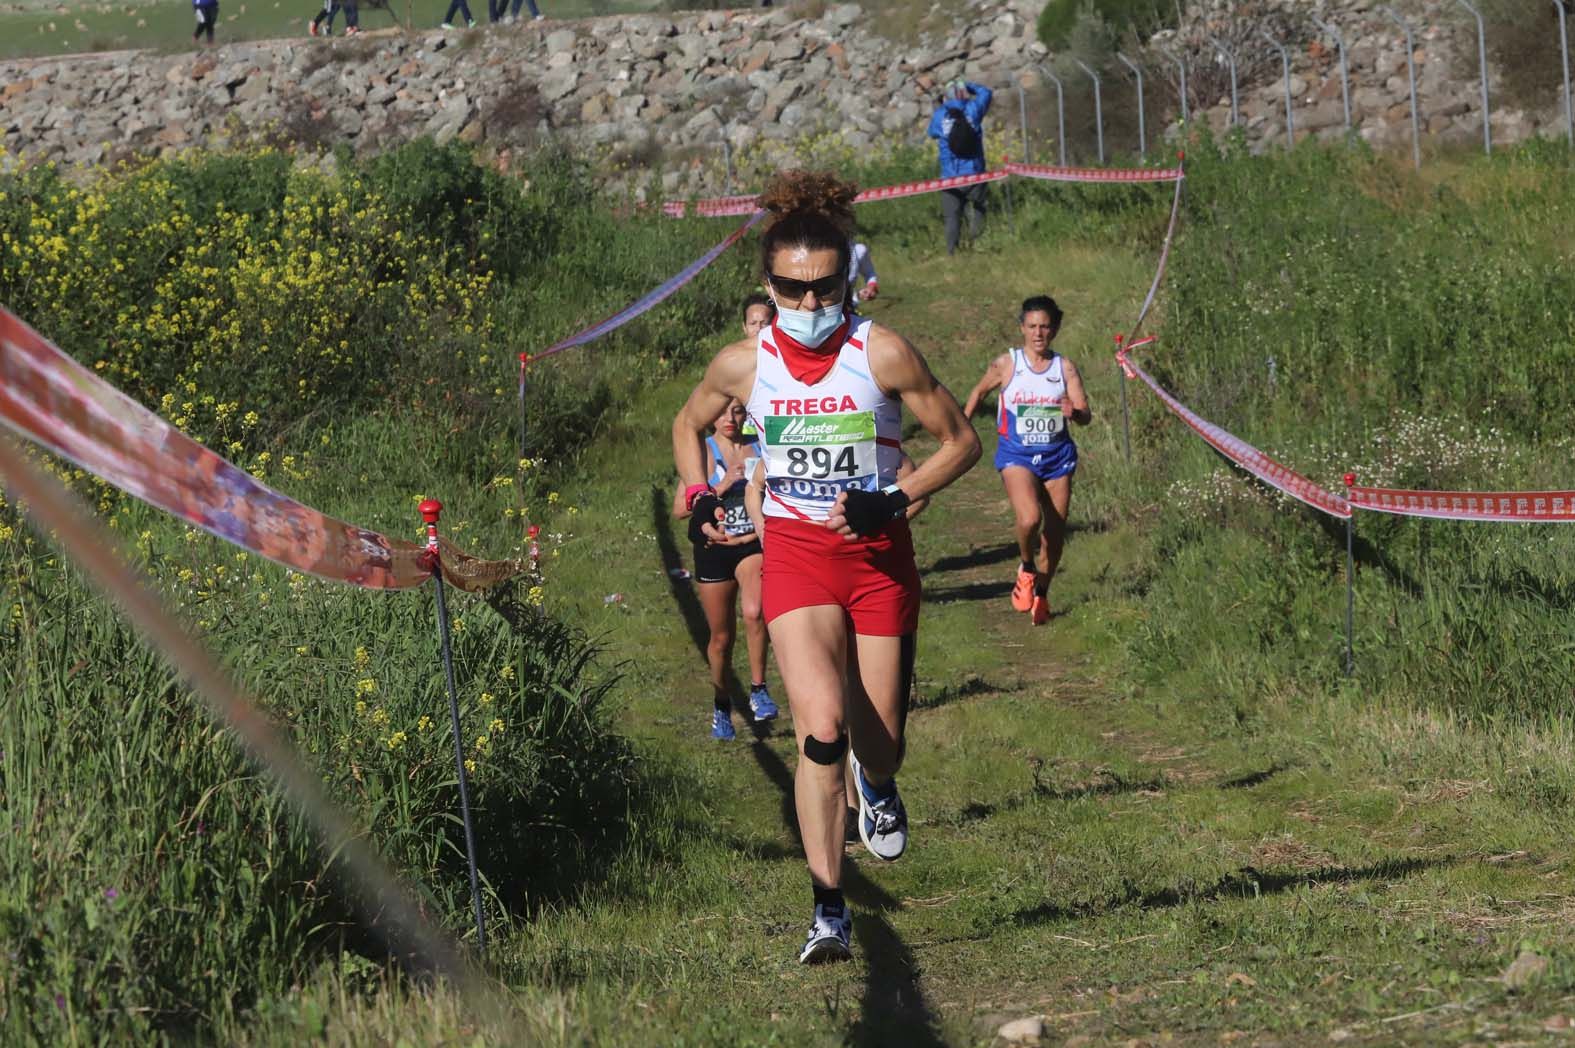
xmin=758 ymin=169 xmax=858 ymax=234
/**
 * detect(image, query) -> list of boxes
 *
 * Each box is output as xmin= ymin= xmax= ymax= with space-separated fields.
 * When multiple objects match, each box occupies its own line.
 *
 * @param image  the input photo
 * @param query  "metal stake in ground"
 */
xmin=1379 ymin=6 xmax=1422 ymax=169
xmin=1310 ymin=15 xmax=1352 ymax=135
xmin=1018 ymin=83 xmax=1031 ymax=163
xmin=1453 ymin=0 xmax=1491 ymax=154
xmin=1259 ymin=30 xmax=1296 ymax=148
xmin=1115 ymin=333 xmax=1132 ymax=463
xmin=1041 ymin=66 xmax=1068 ymax=166
xmin=1208 ymin=36 xmax=1240 ymax=129
xmin=1116 ymin=52 xmax=1147 ymax=158
xmin=1342 ymin=474 xmax=1357 ymax=678
xmin=516 ymin=353 xmax=529 ymax=467
xmin=420 ymin=498 xmax=487 ymax=951
xmin=1074 ymin=59 xmax=1105 ymax=164
xmin=1555 ymin=0 xmax=1573 ymax=147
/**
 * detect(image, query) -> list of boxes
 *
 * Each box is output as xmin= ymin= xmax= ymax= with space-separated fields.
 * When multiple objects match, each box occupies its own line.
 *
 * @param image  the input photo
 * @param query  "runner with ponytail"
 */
xmin=672 ymin=170 xmax=980 ymax=964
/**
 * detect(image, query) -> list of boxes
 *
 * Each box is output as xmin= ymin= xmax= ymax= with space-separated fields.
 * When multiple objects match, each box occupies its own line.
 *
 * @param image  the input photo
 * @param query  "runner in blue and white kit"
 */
xmin=963 ymin=295 xmax=1090 ymax=625
xmin=672 ymin=314 xmax=780 ymax=740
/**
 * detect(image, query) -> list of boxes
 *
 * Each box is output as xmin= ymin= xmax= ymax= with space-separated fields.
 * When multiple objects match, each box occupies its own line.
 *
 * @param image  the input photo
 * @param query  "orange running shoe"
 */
xmin=1030 ymin=594 xmax=1051 ymax=626
xmin=1010 ymin=568 xmax=1035 ymax=612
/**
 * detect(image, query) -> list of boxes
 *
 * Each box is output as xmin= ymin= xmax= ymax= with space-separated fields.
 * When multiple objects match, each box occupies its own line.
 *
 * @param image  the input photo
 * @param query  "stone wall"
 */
xmin=1 ymin=0 xmax=1567 ymax=193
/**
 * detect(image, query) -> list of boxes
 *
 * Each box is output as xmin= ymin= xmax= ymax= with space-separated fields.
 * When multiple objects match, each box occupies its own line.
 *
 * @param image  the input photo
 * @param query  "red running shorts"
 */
xmin=761 ymin=516 xmax=921 ymax=636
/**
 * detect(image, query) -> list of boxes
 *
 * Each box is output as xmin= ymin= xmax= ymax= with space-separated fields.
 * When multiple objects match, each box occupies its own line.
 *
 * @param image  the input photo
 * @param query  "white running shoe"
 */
xmin=797 ymin=903 xmax=852 ymax=964
xmin=850 ymin=751 xmax=908 ymax=861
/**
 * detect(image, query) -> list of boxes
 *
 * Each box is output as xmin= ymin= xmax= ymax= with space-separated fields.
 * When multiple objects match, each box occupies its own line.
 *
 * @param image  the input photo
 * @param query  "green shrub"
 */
xmin=1037 ymin=0 xmax=1176 ymax=51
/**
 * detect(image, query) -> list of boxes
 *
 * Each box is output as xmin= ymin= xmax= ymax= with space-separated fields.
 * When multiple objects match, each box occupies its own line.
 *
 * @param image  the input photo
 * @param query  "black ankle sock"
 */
xmin=751 ymin=681 xmax=766 ymax=690
xmin=1020 ymin=560 xmax=1034 ymax=576
xmin=1034 ymin=578 xmax=1049 ymax=597
xmin=812 ymin=884 xmax=845 ymax=915
xmin=713 ymin=697 xmax=731 ymax=714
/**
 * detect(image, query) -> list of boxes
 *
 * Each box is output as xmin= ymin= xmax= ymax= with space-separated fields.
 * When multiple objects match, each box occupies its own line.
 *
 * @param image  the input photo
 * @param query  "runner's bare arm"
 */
xmin=1061 ymin=357 xmax=1092 ymax=425
xmin=897 ymin=453 xmax=931 ymax=521
xmin=868 ymin=327 xmax=981 ymax=504
xmin=672 ymin=341 xmax=754 ymax=493
xmin=961 ymin=353 xmax=1012 ymax=418
xmin=672 ymin=443 xmax=721 ymax=519
xmin=744 ymin=459 xmax=767 ymax=543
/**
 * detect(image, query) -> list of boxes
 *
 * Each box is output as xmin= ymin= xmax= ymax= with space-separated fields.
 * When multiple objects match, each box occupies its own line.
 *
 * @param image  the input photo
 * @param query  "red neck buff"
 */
xmin=769 ymin=315 xmax=852 ymax=385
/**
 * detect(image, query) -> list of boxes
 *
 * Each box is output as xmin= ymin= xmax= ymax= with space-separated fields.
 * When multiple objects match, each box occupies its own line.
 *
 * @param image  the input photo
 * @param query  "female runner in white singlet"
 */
xmin=672 ymin=396 xmax=778 ymax=740
xmin=962 ymin=295 xmax=1090 ymax=625
xmin=672 ymin=170 xmax=979 ymax=965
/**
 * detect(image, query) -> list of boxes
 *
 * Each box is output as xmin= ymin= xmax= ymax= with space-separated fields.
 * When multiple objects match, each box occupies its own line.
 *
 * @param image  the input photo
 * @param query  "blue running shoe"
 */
xmin=849 ymin=750 xmax=908 ymax=861
xmin=748 ymin=683 xmax=779 ymax=721
xmin=711 ymin=708 xmax=735 ymax=741
xmin=797 ymin=903 xmax=852 ymax=964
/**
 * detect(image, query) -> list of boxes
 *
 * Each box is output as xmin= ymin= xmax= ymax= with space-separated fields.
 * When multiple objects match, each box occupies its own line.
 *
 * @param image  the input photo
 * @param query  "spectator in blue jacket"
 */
xmin=927 ymin=79 xmax=993 ymax=255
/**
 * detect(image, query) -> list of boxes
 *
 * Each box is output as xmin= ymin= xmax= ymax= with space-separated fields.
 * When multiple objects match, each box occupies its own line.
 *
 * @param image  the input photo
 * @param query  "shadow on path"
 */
xmin=653 ymin=486 xmax=945 ymax=1046
xmin=746 ymin=740 xmax=947 ymax=1048
xmin=1012 ymin=856 xmax=1448 ymax=928
xmin=650 ymin=486 xmax=772 ymax=741
xmin=927 ymin=766 xmax=1168 ymax=828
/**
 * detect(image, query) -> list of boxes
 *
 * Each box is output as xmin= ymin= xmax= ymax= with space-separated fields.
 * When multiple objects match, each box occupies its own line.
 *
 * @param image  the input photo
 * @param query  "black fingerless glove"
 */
xmin=842 ymin=485 xmax=912 ymax=537
xmin=687 ymin=493 xmax=724 ymax=544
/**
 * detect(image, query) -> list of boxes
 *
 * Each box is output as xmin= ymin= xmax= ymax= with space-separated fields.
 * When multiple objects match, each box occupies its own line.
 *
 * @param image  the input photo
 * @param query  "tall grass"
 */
xmin=1125 ymin=131 xmax=1575 ymax=729
xmin=0 ymin=138 xmax=754 ymax=1040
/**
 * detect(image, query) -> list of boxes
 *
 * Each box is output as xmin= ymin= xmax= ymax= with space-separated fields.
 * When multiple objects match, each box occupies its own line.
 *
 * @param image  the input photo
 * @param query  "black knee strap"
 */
xmin=802 ymin=732 xmax=848 ymax=766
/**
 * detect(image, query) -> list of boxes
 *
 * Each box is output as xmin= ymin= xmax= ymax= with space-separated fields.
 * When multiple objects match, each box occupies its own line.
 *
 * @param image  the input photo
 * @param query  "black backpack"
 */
xmin=944 ymin=104 xmax=983 ymax=158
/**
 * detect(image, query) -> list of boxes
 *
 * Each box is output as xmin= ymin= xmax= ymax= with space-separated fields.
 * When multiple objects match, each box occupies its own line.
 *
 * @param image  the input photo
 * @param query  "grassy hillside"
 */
xmin=4 ymin=132 xmax=1575 ymax=1043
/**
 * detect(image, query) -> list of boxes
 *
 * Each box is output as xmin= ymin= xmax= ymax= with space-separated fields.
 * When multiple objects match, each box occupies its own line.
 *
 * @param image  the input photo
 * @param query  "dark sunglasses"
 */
xmin=767 ymin=272 xmax=844 ymax=301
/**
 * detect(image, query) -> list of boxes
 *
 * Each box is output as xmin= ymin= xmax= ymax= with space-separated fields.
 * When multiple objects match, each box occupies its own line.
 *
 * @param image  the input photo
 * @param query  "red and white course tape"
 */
xmin=1118 ymin=349 xmax=1352 ymax=519
xmin=663 ymin=163 xmax=1182 ymax=219
xmin=1346 ymin=483 xmax=1575 ymax=523
xmin=1003 ymin=161 xmax=1184 ymax=184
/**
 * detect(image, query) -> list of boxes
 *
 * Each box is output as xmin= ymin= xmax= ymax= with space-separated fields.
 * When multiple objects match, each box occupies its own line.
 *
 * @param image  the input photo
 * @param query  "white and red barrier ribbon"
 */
xmin=0 ymin=306 xmax=521 ymax=592
xmin=529 ymin=210 xmax=765 ymax=363
xmin=1119 ymin=349 xmax=1352 ymax=519
xmin=663 ymin=162 xmax=1183 ymax=220
xmin=1003 ymin=161 xmax=1185 ymax=184
xmin=1127 ymin=155 xmax=1185 ymax=340
xmin=1346 ymin=483 xmax=1575 ymax=523
xmin=663 ymin=170 xmax=1011 ymax=219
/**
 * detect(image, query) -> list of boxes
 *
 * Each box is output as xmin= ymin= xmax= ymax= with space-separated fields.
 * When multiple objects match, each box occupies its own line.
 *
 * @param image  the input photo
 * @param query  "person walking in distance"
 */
xmin=673 ymin=170 xmax=980 ymax=964
xmin=847 ymin=240 xmax=878 ymax=308
xmin=308 ymin=0 xmax=339 ymax=36
xmin=962 ymin=295 xmax=1090 ymax=625
xmin=192 ymin=0 xmax=219 ymax=45
xmin=927 ymin=79 xmax=993 ymax=255
xmin=440 ymin=0 xmax=476 ymax=30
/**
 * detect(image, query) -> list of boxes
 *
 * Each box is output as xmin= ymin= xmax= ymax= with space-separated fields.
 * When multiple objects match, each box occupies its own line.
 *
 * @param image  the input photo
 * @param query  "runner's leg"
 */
xmin=770 ymin=604 xmax=852 ymax=891
xmin=1001 ymin=465 xmax=1045 ymax=570
xmin=1038 ymin=471 xmax=1073 ymax=590
xmin=941 ymin=189 xmax=963 ymax=255
xmin=735 ymin=552 xmax=768 ymax=689
xmin=697 ymin=579 xmax=739 ymax=707
xmin=844 ymin=633 xmax=913 ymax=785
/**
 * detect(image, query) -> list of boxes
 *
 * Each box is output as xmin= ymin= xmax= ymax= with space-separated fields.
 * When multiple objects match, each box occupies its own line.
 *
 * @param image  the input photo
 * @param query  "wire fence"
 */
xmin=1000 ymin=4 xmax=1572 ymax=168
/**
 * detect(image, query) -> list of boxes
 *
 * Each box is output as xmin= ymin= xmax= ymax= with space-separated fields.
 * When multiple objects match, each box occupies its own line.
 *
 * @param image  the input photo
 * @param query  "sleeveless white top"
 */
xmin=745 ymin=317 xmax=902 ymax=523
xmin=705 ymin=434 xmax=760 ymax=537
xmin=996 ymin=348 xmax=1071 ymax=451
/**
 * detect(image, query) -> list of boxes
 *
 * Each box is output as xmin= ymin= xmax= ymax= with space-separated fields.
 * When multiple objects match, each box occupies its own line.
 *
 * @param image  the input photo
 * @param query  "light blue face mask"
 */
xmin=773 ymin=300 xmax=845 ymax=347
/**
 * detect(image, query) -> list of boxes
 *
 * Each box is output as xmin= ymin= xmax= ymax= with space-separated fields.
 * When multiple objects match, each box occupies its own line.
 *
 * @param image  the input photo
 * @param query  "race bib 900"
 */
xmin=1016 ymin=404 xmax=1065 ymax=445
xmin=763 ymin=411 xmax=878 ymax=505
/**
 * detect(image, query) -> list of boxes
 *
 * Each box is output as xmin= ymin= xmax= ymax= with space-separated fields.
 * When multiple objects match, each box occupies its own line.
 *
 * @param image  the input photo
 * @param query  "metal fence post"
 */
xmin=1042 ymin=67 xmax=1068 ymax=166
xmin=1018 ymin=83 xmax=1031 ymax=163
xmin=1116 ymin=52 xmax=1147 ymax=157
xmin=1310 ymin=15 xmax=1352 ymax=133
xmin=1259 ymin=30 xmax=1295 ymax=147
xmin=1208 ymin=35 xmax=1239 ymax=128
xmin=720 ymin=128 xmax=734 ymax=194
xmin=1453 ymin=0 xmax=1491 ymax=154
xmin=1379 ymin=7 xmax=1422 ymax=169
xmin=1162 ymin=48 xmax=1188 ymax=124
xmin=1559 ymin=0 xmax=1574 ymax=147
xmin=1073 ymin=58 xmax=1104 ymax=164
